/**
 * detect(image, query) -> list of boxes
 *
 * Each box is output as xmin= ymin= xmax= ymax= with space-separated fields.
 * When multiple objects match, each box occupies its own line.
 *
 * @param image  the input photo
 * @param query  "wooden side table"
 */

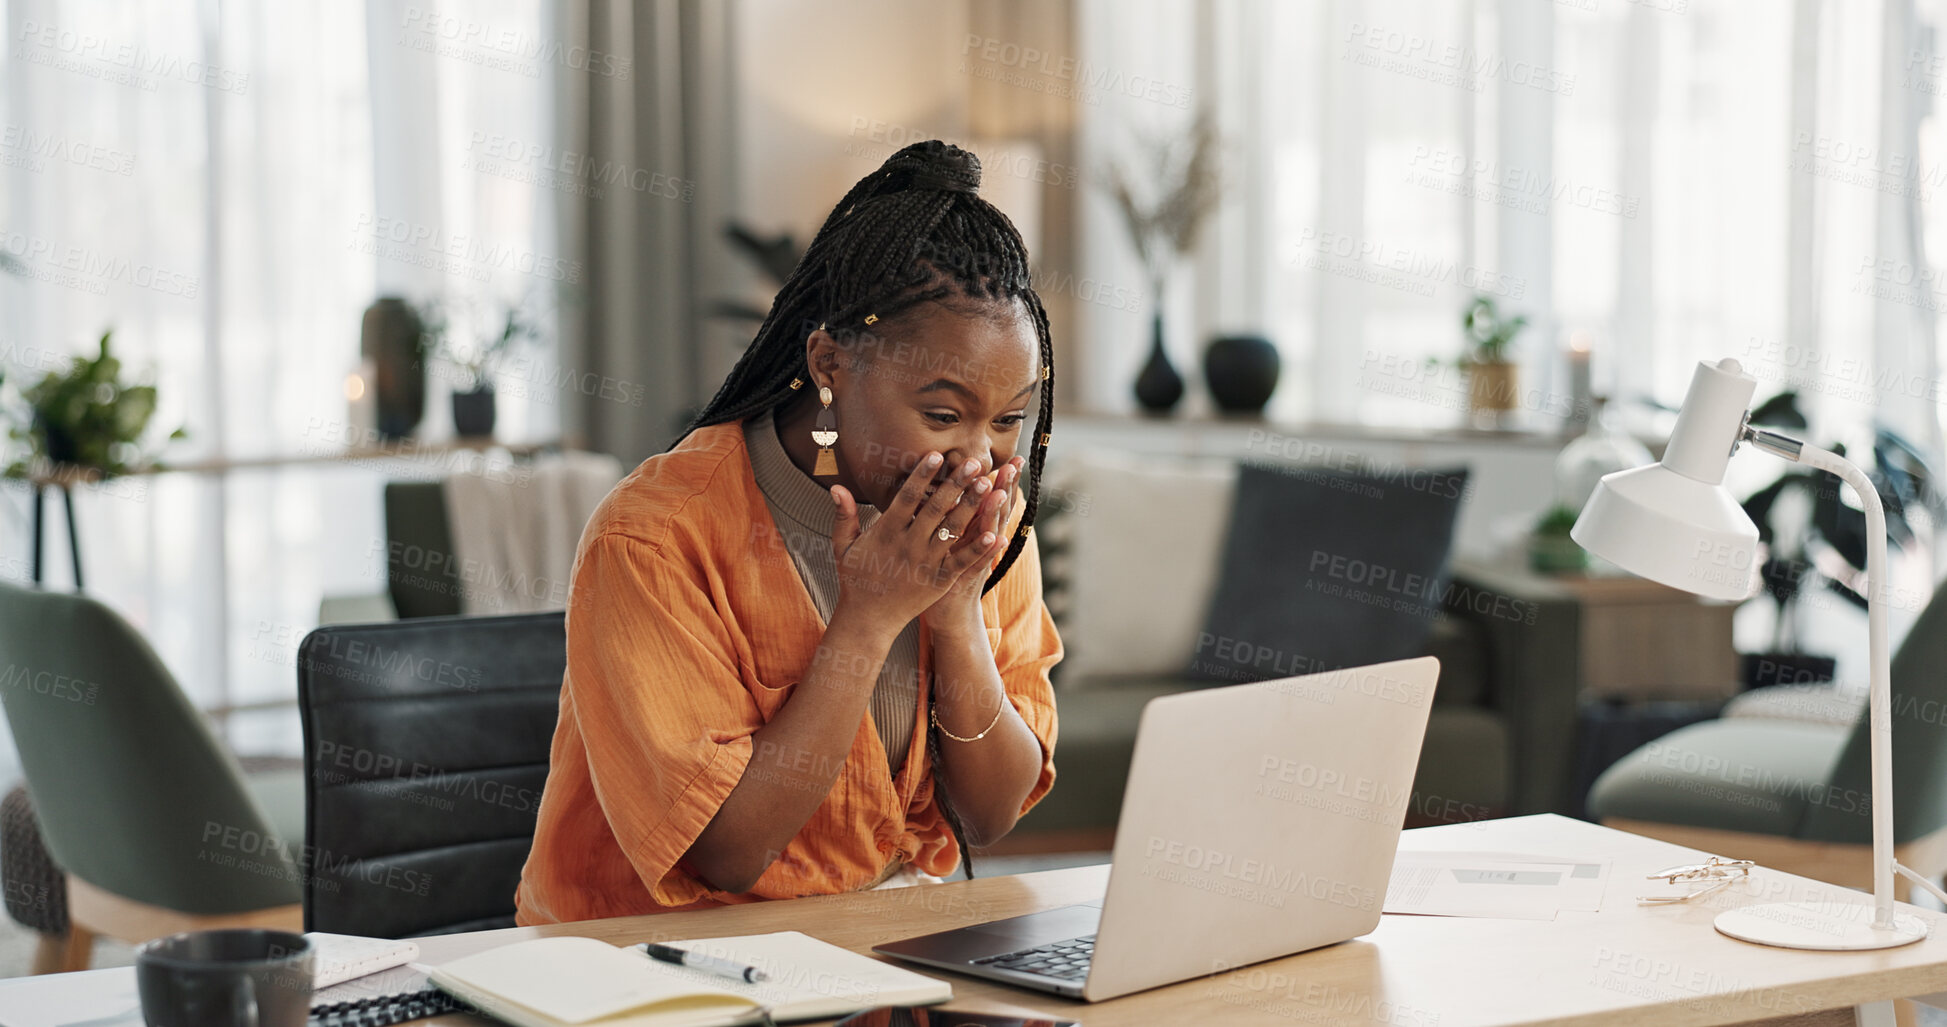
xmin=1452 ymin=559 xmax=1741 ymax=818
xmin=1454 ymin=558 xmax=1739 ymax=701
xmin=1558 ymin=570 xmax=1740 ymax=700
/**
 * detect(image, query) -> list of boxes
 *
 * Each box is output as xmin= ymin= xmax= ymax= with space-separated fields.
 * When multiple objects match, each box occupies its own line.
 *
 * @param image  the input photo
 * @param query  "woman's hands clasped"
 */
xmin=830 ymin=453 xmax=1025 ymax=633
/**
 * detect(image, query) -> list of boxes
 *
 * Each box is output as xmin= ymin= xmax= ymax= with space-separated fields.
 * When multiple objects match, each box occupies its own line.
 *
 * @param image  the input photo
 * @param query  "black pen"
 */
xmin=637 ymin=942 xmax=770 ymax=983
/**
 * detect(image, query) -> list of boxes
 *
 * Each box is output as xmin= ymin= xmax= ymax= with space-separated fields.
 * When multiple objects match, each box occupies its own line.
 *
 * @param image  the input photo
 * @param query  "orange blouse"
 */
xmin=513 ymin=422 xmax=1061 ymax=925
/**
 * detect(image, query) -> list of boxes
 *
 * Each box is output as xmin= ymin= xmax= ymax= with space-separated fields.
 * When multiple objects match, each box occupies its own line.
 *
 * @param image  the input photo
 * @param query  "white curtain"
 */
xmin=1071 ymin=0 xmax=1945 ymax=461
xmin=0 ymin=0 xmax=558 ymax=767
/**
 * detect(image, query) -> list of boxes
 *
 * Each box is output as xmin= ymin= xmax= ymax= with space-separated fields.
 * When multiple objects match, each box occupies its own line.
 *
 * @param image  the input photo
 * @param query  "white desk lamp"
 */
xmin=1573 ymin=356 xmax=1940 ymax=950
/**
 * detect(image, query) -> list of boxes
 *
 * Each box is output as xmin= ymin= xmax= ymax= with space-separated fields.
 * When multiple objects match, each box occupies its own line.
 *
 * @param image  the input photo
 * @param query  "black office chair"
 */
xmin=297 ymin=612 xmax=564 ymax=937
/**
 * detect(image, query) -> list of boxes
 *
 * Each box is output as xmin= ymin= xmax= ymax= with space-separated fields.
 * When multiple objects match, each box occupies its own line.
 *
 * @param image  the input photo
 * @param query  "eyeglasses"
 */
xmin=1639 ymin=856 xmax=1755 ymax=905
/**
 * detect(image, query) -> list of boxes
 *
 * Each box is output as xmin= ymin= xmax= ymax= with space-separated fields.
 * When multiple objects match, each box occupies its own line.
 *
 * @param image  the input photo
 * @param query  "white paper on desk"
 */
xmin=0 ymin=962 xmax=435 ymax=1027
xmin=1397 ymin=850 xmax=1612 ymax=913
xmin=0 ymin=966 xmax=142 ymax=1027
xmin=1385 ymin=851 xmax=1607 ymax=920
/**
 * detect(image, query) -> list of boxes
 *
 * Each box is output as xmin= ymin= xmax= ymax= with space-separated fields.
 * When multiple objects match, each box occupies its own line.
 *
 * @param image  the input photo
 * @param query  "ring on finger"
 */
xmin=937 ymin=527 xmax=961 ymax=542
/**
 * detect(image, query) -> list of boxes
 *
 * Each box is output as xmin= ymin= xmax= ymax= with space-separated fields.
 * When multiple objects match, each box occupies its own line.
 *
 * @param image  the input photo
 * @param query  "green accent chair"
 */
xmin=0 ymin=581 xmax=303 ymax=972
xmin=1589 ymin=576 xmax=1947 ymax=898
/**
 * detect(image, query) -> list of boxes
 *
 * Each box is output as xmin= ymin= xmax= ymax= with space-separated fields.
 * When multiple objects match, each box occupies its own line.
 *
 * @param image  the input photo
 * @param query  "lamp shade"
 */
xmin=1571 ymin=463 xmax=1761 ymax=600
xmin=1568 ymin=357 xmax=1763 ymax=601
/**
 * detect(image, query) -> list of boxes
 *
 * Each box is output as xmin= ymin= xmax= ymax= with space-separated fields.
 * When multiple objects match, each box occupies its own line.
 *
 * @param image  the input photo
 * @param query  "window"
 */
xmin=0 ymin=0 xmax=558 ymax=765
xmin=1071 ymin=0 xmax=1943 ymax=460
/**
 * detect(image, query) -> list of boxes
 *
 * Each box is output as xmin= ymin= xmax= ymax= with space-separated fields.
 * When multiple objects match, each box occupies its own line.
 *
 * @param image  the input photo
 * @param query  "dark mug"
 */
xmin=136 ymin=929 xmax=314 ymax=1027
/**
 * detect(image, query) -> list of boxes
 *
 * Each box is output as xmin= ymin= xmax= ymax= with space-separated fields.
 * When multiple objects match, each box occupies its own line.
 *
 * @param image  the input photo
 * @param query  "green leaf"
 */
xmin=115 ymin=385 xmax=157 ymax=437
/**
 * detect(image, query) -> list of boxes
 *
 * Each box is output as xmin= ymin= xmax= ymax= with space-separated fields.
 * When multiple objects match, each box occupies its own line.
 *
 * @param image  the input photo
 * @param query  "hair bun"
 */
xmin=886 ymin=140 xmax=982 ymax=196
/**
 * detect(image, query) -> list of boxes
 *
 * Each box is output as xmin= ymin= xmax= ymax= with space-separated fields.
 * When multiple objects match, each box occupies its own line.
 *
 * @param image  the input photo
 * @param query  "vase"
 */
xmin=1203 ymin=334 xmax=1280 ymax=415
xmin=1132 ymin=310 xmax=1184 ymax=415
xmin=1554 ymin=399 xmax=1654 ymax=512
xmin=361 ymin=297 xmax=426 ymax=440
xmin=452 ymin=386 xmax=497 ymax=439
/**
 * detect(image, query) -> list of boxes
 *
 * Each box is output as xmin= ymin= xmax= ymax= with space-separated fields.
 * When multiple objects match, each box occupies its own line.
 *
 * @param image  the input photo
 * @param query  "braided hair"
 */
xmin=688 ymin=140 xmax=1055 ymax=878
xmin=690 ymin=140 xmax=1054 ymax=594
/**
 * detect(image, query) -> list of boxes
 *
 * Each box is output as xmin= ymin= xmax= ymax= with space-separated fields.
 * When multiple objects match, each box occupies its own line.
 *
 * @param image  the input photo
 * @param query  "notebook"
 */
xmin=306 ymin=932 xmax=420 ymax=989
xmin=428 ymin=931 xmax=952 ymax=1027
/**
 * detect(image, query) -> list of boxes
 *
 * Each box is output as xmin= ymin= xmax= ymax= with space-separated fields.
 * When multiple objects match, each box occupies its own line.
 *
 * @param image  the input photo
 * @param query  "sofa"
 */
xmin=352 ymin=447 xmax=1584 ymax=842
xmin=1012 ymin=447 xmax=1583 ymax=839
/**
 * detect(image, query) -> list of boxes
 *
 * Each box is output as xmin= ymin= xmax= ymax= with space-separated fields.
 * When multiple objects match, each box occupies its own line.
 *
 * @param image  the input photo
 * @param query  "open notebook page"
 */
xmin=430 ymin=932 xmax=949 ymax=1027
xmin=645 ymin=931 xmax=951 ymax=1019
xmin=430 ymin=936 xmax=759 ymax=1026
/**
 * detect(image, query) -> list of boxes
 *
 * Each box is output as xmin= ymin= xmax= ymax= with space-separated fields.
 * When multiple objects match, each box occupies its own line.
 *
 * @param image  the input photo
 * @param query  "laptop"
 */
xmin=874 ymin=656 xmax=1439 ymax=1002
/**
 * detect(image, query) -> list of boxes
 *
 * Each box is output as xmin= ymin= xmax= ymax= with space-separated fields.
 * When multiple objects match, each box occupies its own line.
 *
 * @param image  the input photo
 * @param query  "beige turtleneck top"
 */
xmin=742 ymin=410 xmax=921 ymax=773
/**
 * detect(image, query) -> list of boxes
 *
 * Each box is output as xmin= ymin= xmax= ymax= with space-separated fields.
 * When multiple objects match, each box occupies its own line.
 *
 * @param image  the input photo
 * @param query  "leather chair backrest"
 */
xmin=1802 ymin=577 xmax=1947 ymax=844
xmin=0 ymin=581 xmax=298 ymax=913
xmin=297 ymin=612 xmax=562 ymax=936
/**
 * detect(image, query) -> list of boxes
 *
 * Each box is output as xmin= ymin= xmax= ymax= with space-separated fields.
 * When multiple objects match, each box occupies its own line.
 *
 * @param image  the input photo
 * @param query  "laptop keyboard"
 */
xmin=971 ymin=934 xmax=1094 ymax=981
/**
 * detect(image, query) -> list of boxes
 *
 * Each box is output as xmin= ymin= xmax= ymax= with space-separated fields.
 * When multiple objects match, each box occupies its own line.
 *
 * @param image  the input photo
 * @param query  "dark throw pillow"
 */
xmin=1188 ymin=462 xmax=1470 ymax=685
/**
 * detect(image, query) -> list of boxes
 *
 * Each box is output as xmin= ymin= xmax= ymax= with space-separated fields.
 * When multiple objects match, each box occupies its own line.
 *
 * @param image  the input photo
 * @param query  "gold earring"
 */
xmin=812 ymin=385 xmax=839 ymax=477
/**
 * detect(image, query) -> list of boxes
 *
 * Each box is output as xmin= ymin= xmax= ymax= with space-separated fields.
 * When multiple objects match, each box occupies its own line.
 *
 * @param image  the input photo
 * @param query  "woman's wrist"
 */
xmin=922 ymin=601 xmax=989 ymax=645
xmin=823 ymin=601 xmax=903 ymax=657
xmin=931 ymin=686 xmax=1008 ymax=742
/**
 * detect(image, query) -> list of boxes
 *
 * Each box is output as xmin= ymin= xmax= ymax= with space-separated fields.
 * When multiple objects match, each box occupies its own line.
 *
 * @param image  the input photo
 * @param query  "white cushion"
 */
xmin=1056 ymin=449 xmax=1237 ymax=684
xmin=1722 ymin=682 xmax=1864 ymax=728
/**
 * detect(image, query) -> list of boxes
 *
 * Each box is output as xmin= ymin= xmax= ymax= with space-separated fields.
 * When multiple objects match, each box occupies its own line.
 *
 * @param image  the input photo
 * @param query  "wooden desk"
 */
xmin=380 ymin=815 xmax=1947 ymax=1026
xmin=6 ymin=816 xmax=1945 ymax=1025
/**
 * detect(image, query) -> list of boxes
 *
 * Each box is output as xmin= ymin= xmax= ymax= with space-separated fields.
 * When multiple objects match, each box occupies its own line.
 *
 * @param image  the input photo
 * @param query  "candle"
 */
xmin=346 ymin=358 xmax=378 ymax=438
xmin=1567 ymin=333 xmax=1593 ymax=430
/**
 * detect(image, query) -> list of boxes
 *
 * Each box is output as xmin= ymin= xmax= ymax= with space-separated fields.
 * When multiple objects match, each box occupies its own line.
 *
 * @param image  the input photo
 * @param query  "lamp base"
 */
xmin=1714 ymin=903 xmax=1929 ymax=950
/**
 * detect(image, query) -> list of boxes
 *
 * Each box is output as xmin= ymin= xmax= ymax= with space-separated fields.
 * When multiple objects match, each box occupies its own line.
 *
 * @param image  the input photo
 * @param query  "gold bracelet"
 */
xmin=931 ymin=695 xmax=1005 ymax=742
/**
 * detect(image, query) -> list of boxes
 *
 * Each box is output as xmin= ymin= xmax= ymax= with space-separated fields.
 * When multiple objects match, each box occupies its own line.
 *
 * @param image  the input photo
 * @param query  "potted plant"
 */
xmin=1736 ymin=393 xmax=1944 ymax=689
xmin=1460 ymin=295 xmax=1526 ymax=421
xmin=709 ymin=222 xmax=803 ymax=324
xmin=3 ymin=329 xmax=183 ymax=480
xmin=1104 ymin=112 xmax=1223 ymax=415
xmin=1529 ymin=502 xmax=1588 ymax=574
xmin=428 ymin=301 xmax=544 ymax=439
